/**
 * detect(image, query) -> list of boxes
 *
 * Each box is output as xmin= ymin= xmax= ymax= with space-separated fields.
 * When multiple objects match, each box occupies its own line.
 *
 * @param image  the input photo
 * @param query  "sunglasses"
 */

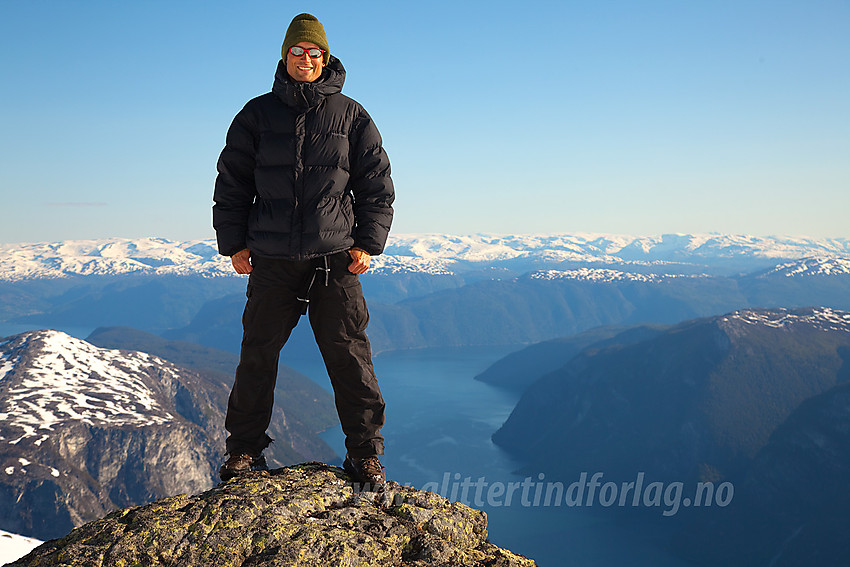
xmin=288 ymin=46 xmax=326 ymax=59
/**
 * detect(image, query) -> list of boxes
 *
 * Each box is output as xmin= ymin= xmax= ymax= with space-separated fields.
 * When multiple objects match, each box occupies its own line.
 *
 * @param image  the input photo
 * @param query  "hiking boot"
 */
xmin=219 ymin=453 xmax=268 ymax=481
xmin=343 ymin=454 xmax=386 ymax=487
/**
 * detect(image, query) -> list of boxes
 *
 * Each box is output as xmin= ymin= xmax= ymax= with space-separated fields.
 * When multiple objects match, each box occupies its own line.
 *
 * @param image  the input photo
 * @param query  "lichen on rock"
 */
xmin=10 ymin=462 xmax=537 ymax=566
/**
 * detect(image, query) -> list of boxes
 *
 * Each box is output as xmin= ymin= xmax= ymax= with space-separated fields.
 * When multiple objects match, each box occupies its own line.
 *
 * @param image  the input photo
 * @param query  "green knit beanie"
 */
xmin=282 ymin=13 xmax=330 ymax=65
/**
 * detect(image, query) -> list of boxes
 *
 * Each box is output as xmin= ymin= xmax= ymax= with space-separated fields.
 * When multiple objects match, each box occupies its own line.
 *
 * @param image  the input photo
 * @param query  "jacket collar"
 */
xmin=272 ymin=55 xmax=346 ymax=112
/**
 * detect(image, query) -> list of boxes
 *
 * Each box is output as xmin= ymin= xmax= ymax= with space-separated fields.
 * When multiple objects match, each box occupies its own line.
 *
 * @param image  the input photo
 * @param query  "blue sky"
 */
xmin=1 ymin=0 xmax=848 ymax=244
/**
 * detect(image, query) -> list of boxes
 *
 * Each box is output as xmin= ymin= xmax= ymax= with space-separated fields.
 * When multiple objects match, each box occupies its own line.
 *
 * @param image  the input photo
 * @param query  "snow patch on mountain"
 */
xmin=527 ymin=268 xmax=697 ymax=283
xmin=3 ymin=457 xmax=57 ymax=478
xmin=369 ymin=255 xmax=454 ymax=275
xmin=0 ymin=354 xmax=13 ymax=385
xmin=0 ymin=330 xmax=175 ymax=445
xmin=758 ymin=257 xmax=850 ymax=278
xmin=722 ymin=308 xmax=850 ymax=333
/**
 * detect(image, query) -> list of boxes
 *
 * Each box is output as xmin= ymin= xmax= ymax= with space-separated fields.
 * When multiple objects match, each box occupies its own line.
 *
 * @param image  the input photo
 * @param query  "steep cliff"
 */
xmin=493 ymin=307 xmax=850 ymax=483
xmin=10 ymin=463 xmax=537 ymax=567
xmin=0 ymin=330 xmax=333 ymax=541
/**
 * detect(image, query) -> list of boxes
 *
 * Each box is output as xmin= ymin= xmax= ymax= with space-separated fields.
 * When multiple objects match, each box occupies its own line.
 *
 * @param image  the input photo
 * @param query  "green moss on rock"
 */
xmin=10 ymin=463 xmax=537 ymax=567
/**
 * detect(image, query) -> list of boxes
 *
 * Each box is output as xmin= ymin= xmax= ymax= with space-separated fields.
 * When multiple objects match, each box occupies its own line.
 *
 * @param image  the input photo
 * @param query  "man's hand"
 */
xmin=348 ymin=247 xmax=371 ymax=274
xmin=231 ymin=248 xmax=253 ymax=274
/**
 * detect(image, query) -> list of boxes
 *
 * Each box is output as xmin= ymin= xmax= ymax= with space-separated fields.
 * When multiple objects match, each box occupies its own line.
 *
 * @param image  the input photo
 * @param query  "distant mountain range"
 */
xmin=2 ymin=233 xmax=849 ymax=280
xmin=3 ymin=234 xmax=850 ymax=355
xmin=490 ymin=306 xmax=850 ymax=566
xmin=0 ymin=329 xmax=336 ymax=541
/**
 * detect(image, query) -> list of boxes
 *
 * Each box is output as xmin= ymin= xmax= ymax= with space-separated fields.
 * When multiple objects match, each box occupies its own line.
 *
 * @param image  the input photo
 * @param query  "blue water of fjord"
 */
xmin=0 ymin=320 xmax=696 ymax=565
xmin=285 ymin=345 xmax=696 ymax=567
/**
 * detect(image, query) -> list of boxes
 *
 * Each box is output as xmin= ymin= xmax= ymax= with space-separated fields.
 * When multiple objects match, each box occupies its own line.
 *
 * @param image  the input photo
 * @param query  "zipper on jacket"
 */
xmin=290 ymin=112 xmax=307 ymax=255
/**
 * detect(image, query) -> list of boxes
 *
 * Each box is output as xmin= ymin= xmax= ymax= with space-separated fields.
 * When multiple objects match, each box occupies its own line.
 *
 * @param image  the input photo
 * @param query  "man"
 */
xmin=213 ymin=13 xmax=394 ymax=487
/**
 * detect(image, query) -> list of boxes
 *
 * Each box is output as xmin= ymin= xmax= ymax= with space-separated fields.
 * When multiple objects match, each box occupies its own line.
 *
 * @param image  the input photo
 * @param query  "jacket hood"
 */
xmin=272 ymin=55 xmax=346 ymax=112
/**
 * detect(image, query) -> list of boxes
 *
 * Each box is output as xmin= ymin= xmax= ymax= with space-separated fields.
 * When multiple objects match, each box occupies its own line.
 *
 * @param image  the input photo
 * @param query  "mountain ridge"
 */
xmin=493 ymin=306 xmax=850 ymax=481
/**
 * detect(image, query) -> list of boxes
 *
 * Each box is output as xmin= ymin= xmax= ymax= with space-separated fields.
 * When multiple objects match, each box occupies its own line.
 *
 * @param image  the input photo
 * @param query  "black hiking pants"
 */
xmin=224 ymin=250 xmax=385 ymax=459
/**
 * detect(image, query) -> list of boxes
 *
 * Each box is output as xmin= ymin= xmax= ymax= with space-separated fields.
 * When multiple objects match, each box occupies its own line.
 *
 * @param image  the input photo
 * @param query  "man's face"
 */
xmin=286 ymin=41 xmax=324 ymax=83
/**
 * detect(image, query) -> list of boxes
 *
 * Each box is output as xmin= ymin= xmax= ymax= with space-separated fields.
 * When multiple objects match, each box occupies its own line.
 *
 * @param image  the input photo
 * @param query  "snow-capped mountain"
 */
xmin=1 ymin=233 xmax=849 ymax=281
xmin=384 ymin=233 xmax=850 ymax=263
xmin=0 ymin=238 xmax=233 ymax=281
xmin=0 ymin=330 xmax=225 ymax=540
xmin=0 ymin=329 xmax=337 ymax=542
xmin=0 ymin=330 xmax=178 ymax=446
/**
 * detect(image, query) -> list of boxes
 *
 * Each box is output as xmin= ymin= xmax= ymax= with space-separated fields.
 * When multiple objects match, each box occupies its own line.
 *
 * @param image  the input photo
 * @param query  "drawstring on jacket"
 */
xmin=297 ymin=255 xmax=330 ymax=315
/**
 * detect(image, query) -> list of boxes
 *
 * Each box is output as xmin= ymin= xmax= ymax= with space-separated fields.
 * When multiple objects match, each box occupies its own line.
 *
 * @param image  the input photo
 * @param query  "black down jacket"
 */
xmin=213 ymin=56 xmax=394 ymax=259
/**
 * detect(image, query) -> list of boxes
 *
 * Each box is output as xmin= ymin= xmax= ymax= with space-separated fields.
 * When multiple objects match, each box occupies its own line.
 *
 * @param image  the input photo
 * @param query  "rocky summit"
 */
xmin=10 ymin=463 xmax=537 ymax=567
